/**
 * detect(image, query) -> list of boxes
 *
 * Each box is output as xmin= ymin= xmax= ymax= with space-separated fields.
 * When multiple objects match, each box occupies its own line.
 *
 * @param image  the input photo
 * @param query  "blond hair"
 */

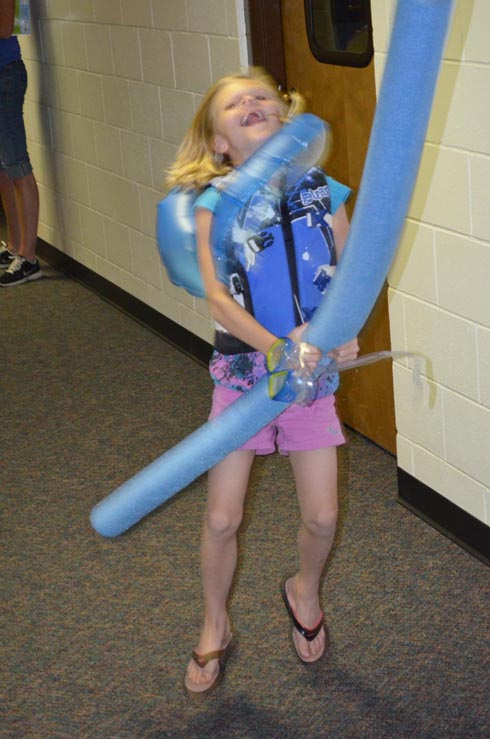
xmin=165 ymin=68 xmax=305 ymax=192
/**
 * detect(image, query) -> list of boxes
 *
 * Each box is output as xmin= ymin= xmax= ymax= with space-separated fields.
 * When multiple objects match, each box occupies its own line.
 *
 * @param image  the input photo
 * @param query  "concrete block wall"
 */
xmin=19 ymin=0 xmax=248 ymax=345
xmin=372 ymin=0 xmax=490 ymax=523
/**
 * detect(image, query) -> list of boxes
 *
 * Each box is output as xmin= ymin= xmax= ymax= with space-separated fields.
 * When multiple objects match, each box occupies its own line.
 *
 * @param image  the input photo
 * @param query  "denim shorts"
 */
xmin=0 ymin=60 xmax=32 ymax=180
xmin=209 ymin=384 xmax=346 ymax=456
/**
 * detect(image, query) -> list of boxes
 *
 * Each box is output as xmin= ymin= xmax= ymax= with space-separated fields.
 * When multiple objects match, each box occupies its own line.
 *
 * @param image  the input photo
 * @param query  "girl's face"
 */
xmin=211 ymin=79 xmax=284 ymax=166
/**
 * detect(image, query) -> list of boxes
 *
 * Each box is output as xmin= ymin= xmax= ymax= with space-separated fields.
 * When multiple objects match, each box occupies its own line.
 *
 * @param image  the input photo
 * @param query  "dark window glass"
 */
xmin=304 ymin=0 xmax=373 ymax=67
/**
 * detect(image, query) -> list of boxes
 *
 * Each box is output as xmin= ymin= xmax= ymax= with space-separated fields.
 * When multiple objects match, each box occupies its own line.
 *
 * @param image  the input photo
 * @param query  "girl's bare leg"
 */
xmin=0 ymin=171 xmax=21 ymax=253
xmin=287 ymin=447 xmax=338 ymax=661
xmin=186 ymin=449 xmax=255 ymax=689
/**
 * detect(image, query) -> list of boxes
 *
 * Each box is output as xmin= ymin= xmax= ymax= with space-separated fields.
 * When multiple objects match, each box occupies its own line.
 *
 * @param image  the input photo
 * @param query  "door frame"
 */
xmin=247 ymin=0 xmax=287 ymax=88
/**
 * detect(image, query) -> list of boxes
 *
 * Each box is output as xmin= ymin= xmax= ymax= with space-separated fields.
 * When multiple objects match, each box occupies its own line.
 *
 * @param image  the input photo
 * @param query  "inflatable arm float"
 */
xmin=90 ymin=0 xmax=455 ymax=537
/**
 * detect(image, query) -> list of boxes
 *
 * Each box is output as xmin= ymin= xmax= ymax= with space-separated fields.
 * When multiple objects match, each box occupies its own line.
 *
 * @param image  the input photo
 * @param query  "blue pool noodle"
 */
xmin=90 ymin=0 xmax=454 ymax=537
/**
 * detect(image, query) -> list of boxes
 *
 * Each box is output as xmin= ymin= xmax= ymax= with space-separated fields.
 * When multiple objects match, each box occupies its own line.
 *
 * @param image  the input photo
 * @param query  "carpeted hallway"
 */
xmin=1 ymin=256 xmax=489 ymax=738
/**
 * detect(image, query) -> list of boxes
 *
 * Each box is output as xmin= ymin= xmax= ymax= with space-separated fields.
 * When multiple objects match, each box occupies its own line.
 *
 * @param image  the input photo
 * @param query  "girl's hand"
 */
xmin=328 ymin=337 xmax=359 ymax=363
xmin=287 ymin=323 xmax=323 ymax=373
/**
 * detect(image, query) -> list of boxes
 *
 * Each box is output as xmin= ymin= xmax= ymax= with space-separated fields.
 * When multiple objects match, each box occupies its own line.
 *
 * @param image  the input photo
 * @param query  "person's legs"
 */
xmin=286 ymin=446 xmax=338 ymax=661
xmin=0 ymin=172 xmax=41 ymax=285
xmin=185 ymin=449 xmax=255 ymax=691
xmin=0 ymin=60 xmax=40 ymax=274
xmin=13 ymin=171 xmax=39 ymax=262
xmin=0 ymin=170 xmax=21 ymax=256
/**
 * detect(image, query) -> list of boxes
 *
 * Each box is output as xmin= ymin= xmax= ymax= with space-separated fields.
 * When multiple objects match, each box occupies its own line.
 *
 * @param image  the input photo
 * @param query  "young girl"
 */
xmin=166 ymin=68 xmax=359 ymax=694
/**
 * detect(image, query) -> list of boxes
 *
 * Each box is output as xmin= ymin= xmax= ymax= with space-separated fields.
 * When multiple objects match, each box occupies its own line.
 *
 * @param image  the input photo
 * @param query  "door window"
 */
xmin=304 ymin=0 xmax=373 ymax=67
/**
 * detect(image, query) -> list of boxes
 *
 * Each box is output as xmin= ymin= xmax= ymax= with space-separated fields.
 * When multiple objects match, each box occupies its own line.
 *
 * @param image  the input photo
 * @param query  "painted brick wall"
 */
xmin=372 ymin=0 xmax=490 ymax=523
xmin=19 ymin=0 xmax=248 ymax=344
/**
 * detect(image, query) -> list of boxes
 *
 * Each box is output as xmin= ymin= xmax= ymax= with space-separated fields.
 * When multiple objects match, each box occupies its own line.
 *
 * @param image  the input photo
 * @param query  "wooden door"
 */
xmin=248 ymin=0 xmax=396 ymax=453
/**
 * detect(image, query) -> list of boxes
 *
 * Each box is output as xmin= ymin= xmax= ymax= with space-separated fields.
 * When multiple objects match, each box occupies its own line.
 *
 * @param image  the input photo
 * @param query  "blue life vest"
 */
xmin=215 ymin=167 xmax=336 ymax=354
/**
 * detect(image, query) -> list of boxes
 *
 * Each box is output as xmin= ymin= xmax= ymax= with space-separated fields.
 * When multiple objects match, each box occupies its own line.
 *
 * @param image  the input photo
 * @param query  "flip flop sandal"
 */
xmin=184 ymin=634 xmax=234 ymax=695
xmin=281 ymin=580 xmax=327 ymax=663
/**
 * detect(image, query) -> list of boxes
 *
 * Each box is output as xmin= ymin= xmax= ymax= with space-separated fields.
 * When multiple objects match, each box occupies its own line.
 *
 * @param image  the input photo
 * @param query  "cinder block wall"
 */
xmin=20 ymin=0 xmax=247 ymax=344
xmin=372 ymin=0 xmax=490 ymax=523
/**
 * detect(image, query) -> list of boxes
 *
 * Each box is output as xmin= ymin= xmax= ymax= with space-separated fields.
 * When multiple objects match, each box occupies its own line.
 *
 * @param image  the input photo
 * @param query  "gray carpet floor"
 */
xmin=1 ymin=258 xmax=489 ymax=738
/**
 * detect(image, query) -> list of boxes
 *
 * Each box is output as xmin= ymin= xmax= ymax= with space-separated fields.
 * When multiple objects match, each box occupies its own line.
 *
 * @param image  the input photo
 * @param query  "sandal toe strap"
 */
xmin=282 ymin=582 xmax=324 ymax=641
xmin=191 ymin=648 xmax=224 ymax=668
xmin=294 ymin=613 xmax=324 ymax=642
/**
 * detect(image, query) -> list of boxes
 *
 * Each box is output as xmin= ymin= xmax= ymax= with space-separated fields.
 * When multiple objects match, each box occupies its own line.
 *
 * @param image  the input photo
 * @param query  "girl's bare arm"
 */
xmin=331 ymin=203 xmax=359 ymax=361
xmin=332 ymin=203 xmax=350 ymax=261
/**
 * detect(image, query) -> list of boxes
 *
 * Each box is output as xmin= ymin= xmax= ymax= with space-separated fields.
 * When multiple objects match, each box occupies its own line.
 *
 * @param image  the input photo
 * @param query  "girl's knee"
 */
xmin=205 ymin=507 xmax=242 ymax=538
xmin=302 ymin=506 xmax=338 ymax=538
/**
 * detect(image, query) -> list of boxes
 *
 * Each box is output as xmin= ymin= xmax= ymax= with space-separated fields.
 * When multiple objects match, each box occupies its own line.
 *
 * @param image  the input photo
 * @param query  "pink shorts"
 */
xmin=209 ymin=384 xmax=345 ymax=455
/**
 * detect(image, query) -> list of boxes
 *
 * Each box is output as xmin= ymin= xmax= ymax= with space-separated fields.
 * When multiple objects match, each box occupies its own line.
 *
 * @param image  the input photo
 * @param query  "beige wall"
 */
xmin=372 ymin=0 xmax=490 ymax=524
xmin=20 ymin=0 xmax=248 ymax=344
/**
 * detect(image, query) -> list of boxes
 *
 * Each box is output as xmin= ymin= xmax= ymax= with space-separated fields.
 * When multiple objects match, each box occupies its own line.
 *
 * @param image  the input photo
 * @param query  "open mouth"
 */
xmin=241 ymin=110 xmax=266 ymax=127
